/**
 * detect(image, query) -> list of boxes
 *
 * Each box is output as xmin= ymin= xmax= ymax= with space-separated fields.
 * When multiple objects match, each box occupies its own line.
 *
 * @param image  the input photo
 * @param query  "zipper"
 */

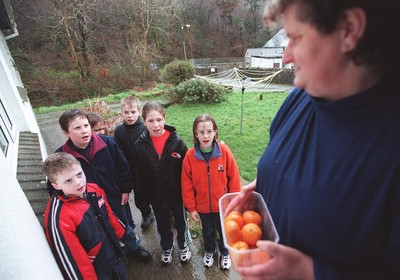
xmin=207 ymin=163 xmax=212 ymax=212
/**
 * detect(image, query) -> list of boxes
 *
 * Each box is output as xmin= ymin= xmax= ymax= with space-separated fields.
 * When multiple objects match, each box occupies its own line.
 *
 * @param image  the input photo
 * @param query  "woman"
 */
xmin=228 ymin=0 xmax=400 ymax=279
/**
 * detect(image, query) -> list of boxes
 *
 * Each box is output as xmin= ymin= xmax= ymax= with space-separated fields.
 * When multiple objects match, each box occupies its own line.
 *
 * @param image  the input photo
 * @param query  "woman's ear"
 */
xmin=339 ymin=7 xmax=367 ymax=52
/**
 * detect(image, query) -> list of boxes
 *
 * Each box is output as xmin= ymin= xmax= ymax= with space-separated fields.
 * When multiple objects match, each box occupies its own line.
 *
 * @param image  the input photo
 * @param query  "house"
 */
xmin=0 ymin=0 xmax=62 ymax=278
xmin=245 ymin=29 xmax=292 ymax=69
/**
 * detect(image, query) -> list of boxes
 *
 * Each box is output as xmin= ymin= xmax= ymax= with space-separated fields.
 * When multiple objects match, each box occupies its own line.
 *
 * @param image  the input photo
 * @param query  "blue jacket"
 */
xmin=50 ymin=134 xmax=133 ymax=210
xmin=257 ymin=72 xmax=400 ymax=279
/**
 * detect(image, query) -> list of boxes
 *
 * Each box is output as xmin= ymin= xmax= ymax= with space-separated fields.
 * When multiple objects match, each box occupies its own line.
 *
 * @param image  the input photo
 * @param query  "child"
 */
xmin=181 ymin=114 xmax=241 ymax=269
xmin=87 ymin=111 xmax=106 ymax=135
xmin=114 ymin=96 xmax=154 ymax=229
xmin=47 ymin=109 xmax=152 ymax=263
xmin=42 ymin=152 xmax=128 ymax=279
xmin=131 ymin=101 xmax=191 ymax=265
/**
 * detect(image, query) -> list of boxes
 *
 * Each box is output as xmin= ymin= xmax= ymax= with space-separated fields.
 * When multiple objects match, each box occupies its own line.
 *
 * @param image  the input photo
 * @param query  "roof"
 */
xmin=263 ymin=29 xmax=288 ymax=48
xmin=246 ymin=48 xmax=266 ymax=57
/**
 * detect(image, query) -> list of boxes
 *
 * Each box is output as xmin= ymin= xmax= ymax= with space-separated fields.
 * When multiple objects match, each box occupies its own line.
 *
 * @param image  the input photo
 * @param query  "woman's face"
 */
xmin=282 ymin=3 xmax=349 ymax=100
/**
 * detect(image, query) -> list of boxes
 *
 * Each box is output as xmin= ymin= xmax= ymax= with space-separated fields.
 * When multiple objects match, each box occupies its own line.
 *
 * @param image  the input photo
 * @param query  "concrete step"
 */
xmin=18 ymin=149 xmax=42 ymax=156
xmin=19 ymin=179 xmax=47 ymax=190
xmin=16 ymin=165 xmax=43 ymax=174
xmin=17 ymin=173 xmax=46 ymax=182
xmin=17 ymin=131 xmax=48 ymax=227
xmin=17 ymin=160 xmax=43 ymax=167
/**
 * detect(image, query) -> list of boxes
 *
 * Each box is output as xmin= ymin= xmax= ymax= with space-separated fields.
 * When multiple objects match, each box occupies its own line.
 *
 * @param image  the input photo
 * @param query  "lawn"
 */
xmin=165 ymin=90 xmax=288 ymax=182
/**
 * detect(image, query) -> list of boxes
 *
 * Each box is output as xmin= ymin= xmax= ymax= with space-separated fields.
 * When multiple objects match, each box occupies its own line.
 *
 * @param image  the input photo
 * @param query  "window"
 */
xmin=0 ymin=126 xmax=8 ymax=155
xmin=0 ymin=99 xmax=13 ymax=155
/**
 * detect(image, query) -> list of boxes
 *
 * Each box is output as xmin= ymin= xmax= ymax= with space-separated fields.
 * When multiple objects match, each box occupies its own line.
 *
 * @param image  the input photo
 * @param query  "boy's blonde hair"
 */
xmin=42 ymin=152 xmax=80 ymax=183
xmin=120 ymin=95 xmax=141 ymax=111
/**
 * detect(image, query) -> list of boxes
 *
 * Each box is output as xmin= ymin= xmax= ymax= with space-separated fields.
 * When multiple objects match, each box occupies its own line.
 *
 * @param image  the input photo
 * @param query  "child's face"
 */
xmin=121 ymin=104 xmax=141 ymax=125
xmin=63 ymin=117 xmax=91 ymax=149
xmin=52 ymin=164 xmax=87 ymax=198
xmin=91 ymin=121 xmax=106 ymax=135
xmin=143 ymin=109 xmax=165 ymax=137
xmin=195 ymin=121 xmax=216 ymax=150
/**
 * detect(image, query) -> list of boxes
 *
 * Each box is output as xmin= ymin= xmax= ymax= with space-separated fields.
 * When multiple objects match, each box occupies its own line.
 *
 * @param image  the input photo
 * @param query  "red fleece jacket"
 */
xmin=181 ymin=142 xmax=241 ymax=213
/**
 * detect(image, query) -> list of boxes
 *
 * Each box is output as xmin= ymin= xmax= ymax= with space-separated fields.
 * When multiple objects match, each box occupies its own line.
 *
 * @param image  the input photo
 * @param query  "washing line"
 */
xmin=195 ymin=67 xmax=283 ymax=133
xmin=194 ymin=67 xmax=283 ymax=91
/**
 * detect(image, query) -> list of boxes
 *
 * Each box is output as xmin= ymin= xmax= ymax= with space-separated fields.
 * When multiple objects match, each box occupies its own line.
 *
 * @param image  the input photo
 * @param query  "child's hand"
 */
xmin=190 ymin=211 xmax=200 ymax=221
xmin=121 ymin=193 xmax=129 ymax=205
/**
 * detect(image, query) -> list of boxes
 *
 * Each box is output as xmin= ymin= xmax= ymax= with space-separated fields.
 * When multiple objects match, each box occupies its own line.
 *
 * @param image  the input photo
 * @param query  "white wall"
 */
xmin=0 ymin=156 xmax=63 ymax=279
xmin=0 ymin=15 xmax=62 ymax=279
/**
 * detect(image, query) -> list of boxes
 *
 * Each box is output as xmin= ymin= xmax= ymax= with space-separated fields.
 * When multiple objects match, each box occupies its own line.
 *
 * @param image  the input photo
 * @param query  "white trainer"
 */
xmin=203 ymin=252 xmax=214 ymax=268
xmin=179 ymin=246 xmax=191 ymax=263
xmin=161 ymin=247 xmax=173 ymax=265
xmin=220 ymin=254 xmax=231 ymax=270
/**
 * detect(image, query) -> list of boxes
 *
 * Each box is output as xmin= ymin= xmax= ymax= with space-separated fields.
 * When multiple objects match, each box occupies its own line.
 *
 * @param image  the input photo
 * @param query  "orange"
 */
xmin=224 ymin=219 xmax=242 ymax=245
xmin=251 ymin=250 xmax=271 ymax=266
xmin=241 ymin=223 xmax=262 ymax=246
xmin=231 ymin=240 xmax=249 ymax=251
xmin=225 ymin=210 xmax=244 ymax=229
xmin=242 ymin=210 xmax=262 ymax=226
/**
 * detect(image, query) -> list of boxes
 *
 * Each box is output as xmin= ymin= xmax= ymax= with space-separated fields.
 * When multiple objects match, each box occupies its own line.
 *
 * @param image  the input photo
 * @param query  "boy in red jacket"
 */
xmin=43 ymin=152 xmax=128 ymax=279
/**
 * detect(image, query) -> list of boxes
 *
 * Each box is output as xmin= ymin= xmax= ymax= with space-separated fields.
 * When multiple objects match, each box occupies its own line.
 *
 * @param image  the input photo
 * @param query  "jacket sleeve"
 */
xmin=45 ymin=200 xmax=97 ymax=279
xmin=101 ymin=187 xmax=126 ymax=239
xmin=107 ymin=137 xmax=133 ymax=193
xmin=181 ymin=152 xmax=197 ymax=212
xmin=224 ymin=144 xmax=241 ymax=193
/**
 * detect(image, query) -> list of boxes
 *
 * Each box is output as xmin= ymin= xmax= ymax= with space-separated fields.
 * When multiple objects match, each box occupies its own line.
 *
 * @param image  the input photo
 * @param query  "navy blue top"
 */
xmin=256 ymin=72 xmax=400 ymax=279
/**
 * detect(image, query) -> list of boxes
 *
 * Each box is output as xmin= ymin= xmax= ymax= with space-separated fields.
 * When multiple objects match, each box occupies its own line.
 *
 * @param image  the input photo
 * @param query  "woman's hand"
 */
xmin=224 ymin=179 xmax=257 ymax=215
xmin=235 ymin=241 xmax=314 ymax=280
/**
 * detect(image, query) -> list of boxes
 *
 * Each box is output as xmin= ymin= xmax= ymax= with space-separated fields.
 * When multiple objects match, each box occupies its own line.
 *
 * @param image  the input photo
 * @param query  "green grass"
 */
xmin=166 ymin=91 xmax=288 ymax=182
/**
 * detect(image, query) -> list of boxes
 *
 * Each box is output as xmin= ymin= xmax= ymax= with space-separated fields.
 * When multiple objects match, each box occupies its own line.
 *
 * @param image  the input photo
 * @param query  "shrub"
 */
xmin=170 ymin=78 xmax=228 ymax=104
xmin=160 ymin=59 xmax=194 ymax=85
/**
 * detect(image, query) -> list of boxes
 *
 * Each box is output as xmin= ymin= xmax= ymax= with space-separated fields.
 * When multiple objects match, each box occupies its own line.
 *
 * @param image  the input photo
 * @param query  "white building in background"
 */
xmin=245 ymin=29 xmax=292 ymax=69
xmin=0 ymin=0 xmax=62 ymax=278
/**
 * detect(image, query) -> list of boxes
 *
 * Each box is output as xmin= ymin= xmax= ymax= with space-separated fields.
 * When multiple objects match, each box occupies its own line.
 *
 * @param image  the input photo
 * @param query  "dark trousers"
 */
xmin=133 ymin=184 xmax=152 ymax=217
xmin=99 ymin=258 xmax=127 ymax=280
xmin=152 ymin=202 xmax=189 ymax=250
xmin=113 ymin=202 xmax=140 ymax=253
xmin=199 ymin=212 xmax=228 ymax=256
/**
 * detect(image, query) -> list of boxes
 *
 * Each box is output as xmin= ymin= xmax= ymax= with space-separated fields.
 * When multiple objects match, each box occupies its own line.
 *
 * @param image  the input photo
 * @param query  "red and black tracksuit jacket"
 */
xmin=44 ymin=183 xmax=126 ymax=279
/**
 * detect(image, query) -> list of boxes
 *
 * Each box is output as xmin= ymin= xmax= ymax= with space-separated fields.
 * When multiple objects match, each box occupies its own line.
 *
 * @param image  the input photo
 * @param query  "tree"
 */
xmin=48 ymin=0 xmax=109 ymax=78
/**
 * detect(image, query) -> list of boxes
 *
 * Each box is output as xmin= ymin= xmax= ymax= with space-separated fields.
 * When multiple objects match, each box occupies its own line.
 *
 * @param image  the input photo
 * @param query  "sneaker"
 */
xmin=203 ymin=252 xmax=214 ymax=268
xmin=161 ymin=247 xmax=173 ymax=265
xmin=179 ymin=246 xmax=191 ymax=263
xmin=141 ymin=211 xmax=155 ymax=229
xmin=131 ymin=246 xmax=152 ymax=263
xmin=219 ymin=254 xmax=231 ymax=270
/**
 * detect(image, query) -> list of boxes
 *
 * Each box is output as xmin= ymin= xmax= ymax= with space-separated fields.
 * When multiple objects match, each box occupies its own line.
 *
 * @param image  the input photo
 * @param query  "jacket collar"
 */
xmin=194 ymin=142 xmax=221 ymax=160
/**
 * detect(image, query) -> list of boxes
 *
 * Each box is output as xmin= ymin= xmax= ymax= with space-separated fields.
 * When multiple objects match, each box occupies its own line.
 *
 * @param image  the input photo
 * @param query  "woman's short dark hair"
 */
xmin=264 ymin=0 xmax=398 ymax=68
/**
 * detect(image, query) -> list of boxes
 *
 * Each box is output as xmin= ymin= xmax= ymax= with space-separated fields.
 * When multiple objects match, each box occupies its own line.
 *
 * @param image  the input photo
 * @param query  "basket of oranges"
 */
xmin=219 ymin=191 xmax=279 ymax=268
